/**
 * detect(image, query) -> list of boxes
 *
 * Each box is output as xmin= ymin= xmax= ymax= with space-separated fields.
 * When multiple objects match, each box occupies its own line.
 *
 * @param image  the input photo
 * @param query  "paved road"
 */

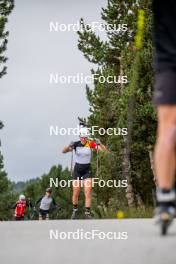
xmin=0 ymin=219 xmax=176 ymax=264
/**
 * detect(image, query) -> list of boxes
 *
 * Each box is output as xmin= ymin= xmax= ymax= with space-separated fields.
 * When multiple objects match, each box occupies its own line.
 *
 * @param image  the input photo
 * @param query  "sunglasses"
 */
xmin=80 ymin=137 xmax=88 ymax=140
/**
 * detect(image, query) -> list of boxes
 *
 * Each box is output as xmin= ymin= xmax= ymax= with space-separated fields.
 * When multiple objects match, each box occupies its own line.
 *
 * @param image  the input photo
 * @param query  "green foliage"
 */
xmin=0 ymin=0 xmax=157 ymax=220
xmin=0 ymin=0 xmax=14 ymax=78
xmin=0 ymin=147 xmax=16 ymax=220
xmin=0 ymin=1 xmax=14 ymax=220
xmin=23 ymin=165 xmax=73 ymax=219
xmin=121 ymin=207 xmax=153 ymax=218
xmin=77 ymin=0 xmax=156 ymax=210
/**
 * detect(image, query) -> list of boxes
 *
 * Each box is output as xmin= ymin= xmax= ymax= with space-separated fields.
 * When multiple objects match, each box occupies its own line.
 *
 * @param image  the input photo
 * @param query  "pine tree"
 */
xmin=77 ymin=0 xmax=156 ymax=210
xmin=0 ymin=1 xmax=15 ymax=220
xmin=0 ymin=126 xmax=15 ymax=220
xmin=0 ymin=0 xmax=14 ymax=78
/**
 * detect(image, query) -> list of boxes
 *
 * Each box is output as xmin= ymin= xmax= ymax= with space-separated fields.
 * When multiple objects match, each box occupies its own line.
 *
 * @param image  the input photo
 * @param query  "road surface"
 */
xmin=0 ymin=219 xmax=176 ymax=264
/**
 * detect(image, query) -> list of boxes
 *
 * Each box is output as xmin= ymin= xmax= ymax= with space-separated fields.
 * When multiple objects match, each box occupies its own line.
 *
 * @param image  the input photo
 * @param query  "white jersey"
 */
xmin=70 ymin=140 xmax=97 ymax=164
xmin=39 ymin=196 xmax=53 ymax=210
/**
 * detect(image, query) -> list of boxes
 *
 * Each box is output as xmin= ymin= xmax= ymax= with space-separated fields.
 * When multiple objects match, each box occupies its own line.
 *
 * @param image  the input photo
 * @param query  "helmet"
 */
xmin=19 ymin=194 xmax=26 ymax=201
xmin=46 ymin=187 xmax=52 ymax=194
xmin=79 ymin=127 xmax=90 ymax=138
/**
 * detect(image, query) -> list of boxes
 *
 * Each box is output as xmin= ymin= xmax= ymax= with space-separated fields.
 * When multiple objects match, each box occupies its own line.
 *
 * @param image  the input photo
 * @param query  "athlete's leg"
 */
xmin=84 ymin=178 xmax=92 ymax=219
xmin=153 ymin=1 xmax=176 ymax=233
xmin=154 ymin=105 xmax=176 ymax=189
xmin=154 ymin=106 xmax=176 ymax=231
xmin=83 ymin=178 xmax=92 ymax=208
xmin=39 ymin=213 xmax=42 ymax=220
xmin=71 ymin=180 xmax=81 ymax=219
xmin=45 ymin=213 xmax=49 ymax=220
xmin=72 ymin=180 xmax=81 ymax=206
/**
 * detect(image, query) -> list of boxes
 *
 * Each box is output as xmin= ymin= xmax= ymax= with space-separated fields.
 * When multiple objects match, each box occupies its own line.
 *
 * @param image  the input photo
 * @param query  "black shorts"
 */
xmin=72 ymin=163 xmax=92 ymax=180
xmin=153 ymin=70 xmax=176 ymax=105
xmin=39 ymin=209 xmax=49 ymax=216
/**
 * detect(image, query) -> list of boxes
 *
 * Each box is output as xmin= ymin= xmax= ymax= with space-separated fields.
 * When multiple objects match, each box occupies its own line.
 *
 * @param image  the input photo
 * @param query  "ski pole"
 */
xmin=70 ymin=150 xmax=73 ymax=177
xmin=96 ymin=143 xmax=99 ymax=178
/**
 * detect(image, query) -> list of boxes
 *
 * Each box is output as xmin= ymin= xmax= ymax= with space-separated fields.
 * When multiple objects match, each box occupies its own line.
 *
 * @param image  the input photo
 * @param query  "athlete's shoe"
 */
xmin=71 ymin=208 xmax=78 ymax=220
xmin=154 ymin=205 xmax=175 ymax=235
xmin=85 ymin=210 xmax=92 ymax=219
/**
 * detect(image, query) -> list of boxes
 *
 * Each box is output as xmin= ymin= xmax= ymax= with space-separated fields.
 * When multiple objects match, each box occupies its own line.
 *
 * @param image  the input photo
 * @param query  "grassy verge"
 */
xmin=92 ymin=205 xmax=154 ymax=219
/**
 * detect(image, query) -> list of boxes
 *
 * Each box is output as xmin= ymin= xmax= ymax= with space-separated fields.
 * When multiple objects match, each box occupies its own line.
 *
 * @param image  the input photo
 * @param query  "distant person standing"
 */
xmin=35 ymin=188 xmax=59 ymax=220
xmin=13 ymin=194 xmax=32 ymax=220
xmin=153 ymin=0 xmax=176 ymax=234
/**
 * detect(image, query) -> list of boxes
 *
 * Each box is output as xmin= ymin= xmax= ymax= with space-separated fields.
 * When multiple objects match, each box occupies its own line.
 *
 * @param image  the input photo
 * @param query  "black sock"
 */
xmin=73 ymin=204 xmax=78 ymax=210
xmin=156 ymin=188 xmax=176 ymax=207
xmin=85 ymin=207 xmax=90 ymax=212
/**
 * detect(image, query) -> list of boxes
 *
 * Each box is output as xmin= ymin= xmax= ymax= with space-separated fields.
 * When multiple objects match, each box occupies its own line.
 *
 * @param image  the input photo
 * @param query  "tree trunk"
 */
xmin=149 ymin=148 xmax=157 ymax=206
xmin=149 ymin=149 xmax=156 ymax=183
xmin=122 ymin=93 xmax=135 ymax=208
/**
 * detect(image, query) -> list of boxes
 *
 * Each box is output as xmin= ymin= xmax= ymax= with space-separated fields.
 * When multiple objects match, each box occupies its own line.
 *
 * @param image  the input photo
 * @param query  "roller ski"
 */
xmin=85 ymin=208 xmax=92 ymax=219
xmin=71 ymin=208 xmax=78 ymax=220
xmin=155 ymin=189 xmax=176 ymax=236
xmin=155 ymin=205 xmax=175 ymax=235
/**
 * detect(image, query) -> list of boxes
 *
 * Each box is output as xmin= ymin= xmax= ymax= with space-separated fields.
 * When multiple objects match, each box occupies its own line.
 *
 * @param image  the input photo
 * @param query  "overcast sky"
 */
xmin=0 ymin=0 xmax=107 ymax=182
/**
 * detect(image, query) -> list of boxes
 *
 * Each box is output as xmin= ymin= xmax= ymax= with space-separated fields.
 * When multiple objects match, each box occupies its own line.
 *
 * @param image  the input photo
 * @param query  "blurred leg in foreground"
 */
xmin=153 ymin=0 xmax=176 ymax=232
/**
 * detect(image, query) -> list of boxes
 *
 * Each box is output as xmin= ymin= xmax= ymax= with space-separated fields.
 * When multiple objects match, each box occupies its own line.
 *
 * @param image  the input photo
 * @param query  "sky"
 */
xmin=0 ymin=0 xmax=107 ymax=182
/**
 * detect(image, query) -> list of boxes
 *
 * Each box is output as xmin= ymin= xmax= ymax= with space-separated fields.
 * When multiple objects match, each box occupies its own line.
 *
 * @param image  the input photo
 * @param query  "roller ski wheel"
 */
xmin=160 ymin=212 xmax=172 ymax=236
xmin=155 ymin=206 xmax=175 ymax=236
xmin=85 ymin=211 xmax=92 ymax=219
xmin=71 ymin=209 xmax=78 ymax=220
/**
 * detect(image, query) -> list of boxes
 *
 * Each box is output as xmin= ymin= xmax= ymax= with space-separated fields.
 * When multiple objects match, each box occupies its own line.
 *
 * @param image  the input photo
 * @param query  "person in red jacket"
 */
xmin=13 ymin=194 xmax=32 ymax=220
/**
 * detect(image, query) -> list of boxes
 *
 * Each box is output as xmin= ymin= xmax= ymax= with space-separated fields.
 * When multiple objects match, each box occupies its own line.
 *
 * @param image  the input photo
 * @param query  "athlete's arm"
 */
xmin=91 ymin=139 xmax=109 ymax=152
xmin=11 ymin=203 xmax=17 ymax=209
xmin=62 ymin=146 xmax=73 ymax=153
xmin=62 ymin=141 xmax=75 ymax=153
xmin=51 ymin=198 xmax=61 ymax=210
xmin=52 ymin=198 xmax=57 ymax=206
xmin=35 ymin=196 xmax=43 ymax=206
xmin=98 ymin=144 xmax=108 ymax=152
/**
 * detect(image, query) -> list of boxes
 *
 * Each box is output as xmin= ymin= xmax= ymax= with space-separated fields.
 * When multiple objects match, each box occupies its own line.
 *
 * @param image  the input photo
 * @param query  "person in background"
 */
xmin=35 ymin=188 xmax=59 ymax=220
xmin=12 ymin=194 xmax=33 ymax=220
xmin=62 ymin=127 xmax=107 ymax=220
